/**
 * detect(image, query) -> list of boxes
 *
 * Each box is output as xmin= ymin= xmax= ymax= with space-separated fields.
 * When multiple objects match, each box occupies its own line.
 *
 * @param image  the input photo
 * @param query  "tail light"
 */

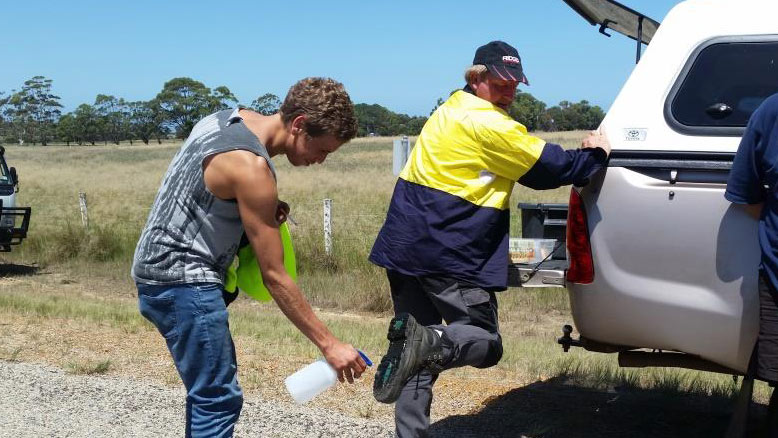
xmin=566 ymin=188 xmax=594 ymax=284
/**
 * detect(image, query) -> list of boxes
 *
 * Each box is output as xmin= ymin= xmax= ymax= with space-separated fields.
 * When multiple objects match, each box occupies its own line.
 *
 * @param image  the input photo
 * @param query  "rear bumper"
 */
xmin=567 ymin=163 xmax=757 ymax=373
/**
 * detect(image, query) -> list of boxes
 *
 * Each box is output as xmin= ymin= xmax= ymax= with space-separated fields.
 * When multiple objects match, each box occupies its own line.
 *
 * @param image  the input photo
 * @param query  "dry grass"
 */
xmin=0 ymin=265 xmax=766 ymax=436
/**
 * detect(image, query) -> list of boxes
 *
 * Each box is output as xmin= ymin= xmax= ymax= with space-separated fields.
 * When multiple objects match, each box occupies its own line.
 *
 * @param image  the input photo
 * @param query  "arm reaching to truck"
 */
xmin=518 ymin=130 xmax=610 ymax=190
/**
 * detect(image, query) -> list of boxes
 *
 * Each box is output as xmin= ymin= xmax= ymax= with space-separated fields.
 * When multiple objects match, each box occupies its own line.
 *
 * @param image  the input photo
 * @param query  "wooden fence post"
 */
xmin=323 ymin=198 xmax=332 ymax=256
xmin=79 ymin=192 xmax=89 ymax=229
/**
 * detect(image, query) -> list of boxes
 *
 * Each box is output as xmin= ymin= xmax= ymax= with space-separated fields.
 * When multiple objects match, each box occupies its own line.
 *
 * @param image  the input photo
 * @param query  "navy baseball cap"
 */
xmin=473 ymin=41 xmax=529 ymax=85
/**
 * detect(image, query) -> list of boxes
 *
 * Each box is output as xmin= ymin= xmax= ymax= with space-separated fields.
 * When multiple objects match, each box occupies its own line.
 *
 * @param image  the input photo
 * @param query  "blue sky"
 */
xmin=2 ymin=0 xmax=681 ymax=117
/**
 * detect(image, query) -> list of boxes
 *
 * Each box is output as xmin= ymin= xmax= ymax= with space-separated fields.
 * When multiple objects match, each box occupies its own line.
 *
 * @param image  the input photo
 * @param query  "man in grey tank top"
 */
xmin=132 ymin=77 xmax=366 ymax=437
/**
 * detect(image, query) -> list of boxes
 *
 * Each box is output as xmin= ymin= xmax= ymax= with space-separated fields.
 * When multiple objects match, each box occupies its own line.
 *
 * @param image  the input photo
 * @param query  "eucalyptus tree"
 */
xmin=250 ymin=93 xmax=282 ymax=115
xmin=353 ymin=103 xmax=428 ymax=136
xmin=212 ymin=86 xmax=238 ymax=111
xmin=9 ymin=76 xmax=63 ymax=145
xmin=73 ymin=104 xmax=101 ymax=145
xmin=94 ymin=94 xmax=131 ymax=145
xmin=0 ymin=92 xmax=8 ymax=144
xmin=507 ymin=91 xmax=547 ymax=132
xmin=155 ymin=78 xmax=237 ymax=138
xmin=540 ymin=100 xmax=605 ymax=131
xmin=129 ymin=100 xmax=165 ymax=145
xmin=56 ymin=113 xmax=78 ymax=146
xmin=3 ymin=90 xmax=29 ymax=145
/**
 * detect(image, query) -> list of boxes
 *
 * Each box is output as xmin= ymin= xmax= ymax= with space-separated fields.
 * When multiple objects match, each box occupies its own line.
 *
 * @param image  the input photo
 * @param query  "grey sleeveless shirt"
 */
xmin=131 ymin=108 xmax=276 ymax=285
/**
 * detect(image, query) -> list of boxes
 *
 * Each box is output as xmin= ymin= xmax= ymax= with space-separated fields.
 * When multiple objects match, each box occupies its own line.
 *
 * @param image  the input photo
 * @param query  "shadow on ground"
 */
xmin=430 ymin=377 xmax=765 ymax=438
xmin=0 ymin=263 xmax=39 ymax=277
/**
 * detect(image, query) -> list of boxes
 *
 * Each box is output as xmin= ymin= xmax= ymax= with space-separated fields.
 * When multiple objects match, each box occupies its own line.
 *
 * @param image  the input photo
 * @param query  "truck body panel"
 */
xmin=565 ymin=0 xmax=778 ymax=373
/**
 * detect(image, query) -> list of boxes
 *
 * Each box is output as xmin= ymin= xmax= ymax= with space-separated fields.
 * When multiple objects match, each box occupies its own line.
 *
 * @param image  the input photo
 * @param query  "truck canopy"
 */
xmin=581 ymin=0 xmax=778 ymax=153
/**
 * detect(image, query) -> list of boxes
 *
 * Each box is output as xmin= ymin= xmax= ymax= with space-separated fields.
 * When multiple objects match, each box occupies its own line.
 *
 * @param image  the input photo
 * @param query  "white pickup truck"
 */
xmin=515 ymin=0 xmax=778 ymax=432
xmin=0 ymin=146 xmax=30 ymax=252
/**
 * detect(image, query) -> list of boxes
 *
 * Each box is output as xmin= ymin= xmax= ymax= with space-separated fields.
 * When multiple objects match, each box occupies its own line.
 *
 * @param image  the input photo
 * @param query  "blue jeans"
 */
xmin=137 ymin=282 xmax=243 ymax=438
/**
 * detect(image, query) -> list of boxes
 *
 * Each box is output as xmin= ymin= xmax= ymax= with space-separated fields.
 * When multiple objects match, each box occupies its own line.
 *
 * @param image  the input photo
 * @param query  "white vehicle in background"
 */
xmin=515 ymin=0 xmax=778 ymax=433
xmin=0 ymin=146 xmax=30 ymax=252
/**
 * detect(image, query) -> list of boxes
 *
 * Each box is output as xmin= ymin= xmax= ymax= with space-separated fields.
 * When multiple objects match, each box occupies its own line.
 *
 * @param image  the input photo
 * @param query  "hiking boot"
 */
xmin=373 ymin=313 xmax=448 ymax=404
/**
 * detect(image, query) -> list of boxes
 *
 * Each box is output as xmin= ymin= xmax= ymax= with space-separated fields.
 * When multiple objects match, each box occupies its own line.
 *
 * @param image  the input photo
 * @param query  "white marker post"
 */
xmin=78 ymin=192 xmax=89 ymax=230
xmin=323 ymin=198 xmax=332 ymax=256
xmin=392 ymin=135 xmax=412 ymax=176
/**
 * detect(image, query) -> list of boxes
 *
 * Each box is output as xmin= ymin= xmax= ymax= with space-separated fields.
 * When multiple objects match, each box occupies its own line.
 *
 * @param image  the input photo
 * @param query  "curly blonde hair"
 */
xmin=279 ymin=77 xmax=358 ymax=141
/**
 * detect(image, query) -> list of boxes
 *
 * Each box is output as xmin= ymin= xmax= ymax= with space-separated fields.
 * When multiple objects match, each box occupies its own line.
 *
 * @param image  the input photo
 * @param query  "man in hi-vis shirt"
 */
xmin=370 ymin=41 xmax=611 ymax=437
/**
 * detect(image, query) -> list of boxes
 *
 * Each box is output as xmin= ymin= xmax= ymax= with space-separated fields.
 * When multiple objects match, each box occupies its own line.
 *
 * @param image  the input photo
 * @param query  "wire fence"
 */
xmin=20 ymin=192 xmax=389 ymax=257
xmin=285 ymin=199 xmax=387 ymax=255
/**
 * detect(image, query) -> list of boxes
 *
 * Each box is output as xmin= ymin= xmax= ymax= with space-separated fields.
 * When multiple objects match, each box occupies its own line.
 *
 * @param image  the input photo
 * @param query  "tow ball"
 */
xmin=557 ymin=324 xmax=582 ymax=352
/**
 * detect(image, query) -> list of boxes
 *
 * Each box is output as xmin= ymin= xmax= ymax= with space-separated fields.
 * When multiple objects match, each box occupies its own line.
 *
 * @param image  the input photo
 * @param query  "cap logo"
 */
xmin=502 ymin=56 xmax=520 ymax=65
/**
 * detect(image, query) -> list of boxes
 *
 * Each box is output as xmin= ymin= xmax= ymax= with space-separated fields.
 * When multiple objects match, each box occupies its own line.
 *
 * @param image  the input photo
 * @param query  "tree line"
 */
xmin=0 ymin=76 xmax=284 ymax=146
xmin=429 ymin=90 xmax=605 ymax=133
xmin=0 ymin=76 xmax=604 ymax=146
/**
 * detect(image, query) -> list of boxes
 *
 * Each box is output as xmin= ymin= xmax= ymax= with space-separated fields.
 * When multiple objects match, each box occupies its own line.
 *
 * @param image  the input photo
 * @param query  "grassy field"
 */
xmin=0 ymin=133 xmax=769 ymax=436
xmin=6 ymin=133 xmax=579 ymax=311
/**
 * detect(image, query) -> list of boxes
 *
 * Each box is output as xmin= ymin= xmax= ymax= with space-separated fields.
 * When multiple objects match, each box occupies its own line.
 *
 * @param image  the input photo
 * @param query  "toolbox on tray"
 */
xmin=508 ymin=203 xmax=569 ymax=288
xmin=517 ymin=203 xmax=568 ymax=260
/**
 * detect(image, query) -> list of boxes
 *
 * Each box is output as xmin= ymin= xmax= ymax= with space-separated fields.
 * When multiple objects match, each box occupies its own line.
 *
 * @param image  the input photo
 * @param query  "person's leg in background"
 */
xmin=138 ymin=282 xmax=243 ymax=438
xmin=755 ymin=272 xmax=778 ymax=437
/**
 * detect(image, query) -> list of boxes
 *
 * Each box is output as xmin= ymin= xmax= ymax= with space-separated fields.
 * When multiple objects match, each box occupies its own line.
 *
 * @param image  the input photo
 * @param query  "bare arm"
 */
xmin=204 ymin=150 xmax=366 ymax=382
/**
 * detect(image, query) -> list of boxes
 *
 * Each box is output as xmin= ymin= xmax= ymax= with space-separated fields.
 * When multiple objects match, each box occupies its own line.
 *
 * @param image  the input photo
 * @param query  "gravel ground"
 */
xmin=0 ymin=360 xmax=394 ymax=438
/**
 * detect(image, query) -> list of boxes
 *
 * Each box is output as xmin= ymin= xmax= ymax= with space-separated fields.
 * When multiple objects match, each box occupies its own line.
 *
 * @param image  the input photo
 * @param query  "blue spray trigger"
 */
xmin=358 ymin=350 xmax=373 ymax=367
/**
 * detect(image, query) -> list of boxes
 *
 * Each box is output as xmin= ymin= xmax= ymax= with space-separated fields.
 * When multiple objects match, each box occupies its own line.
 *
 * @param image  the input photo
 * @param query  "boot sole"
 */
xmin=373 ymin=314 xmax=423 ymax=403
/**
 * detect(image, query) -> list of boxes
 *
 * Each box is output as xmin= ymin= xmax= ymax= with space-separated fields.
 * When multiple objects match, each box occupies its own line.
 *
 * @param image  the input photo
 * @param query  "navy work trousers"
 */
xmin=387 ymin=270 xmax=503 ymax=438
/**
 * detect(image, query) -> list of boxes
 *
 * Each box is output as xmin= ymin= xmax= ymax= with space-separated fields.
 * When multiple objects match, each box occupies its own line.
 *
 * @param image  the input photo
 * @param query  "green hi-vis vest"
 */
xmin=224 ymin=222 xmax=297 ymax=301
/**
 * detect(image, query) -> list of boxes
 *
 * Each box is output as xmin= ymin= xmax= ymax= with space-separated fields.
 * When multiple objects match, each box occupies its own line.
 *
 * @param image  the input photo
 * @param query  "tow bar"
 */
xmin=557 ymin=324 xmax=582 ymax=352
